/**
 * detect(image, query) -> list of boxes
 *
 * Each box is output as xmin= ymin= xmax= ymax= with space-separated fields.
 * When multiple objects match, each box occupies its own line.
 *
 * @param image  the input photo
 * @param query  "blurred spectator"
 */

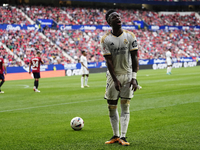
xmin=0 ymin=6 xmax=30 ymax=25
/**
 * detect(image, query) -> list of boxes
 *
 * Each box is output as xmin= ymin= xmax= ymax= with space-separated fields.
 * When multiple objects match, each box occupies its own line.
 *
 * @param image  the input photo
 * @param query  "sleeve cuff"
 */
xmin=130 ymin=48 xmax=138 ymax=51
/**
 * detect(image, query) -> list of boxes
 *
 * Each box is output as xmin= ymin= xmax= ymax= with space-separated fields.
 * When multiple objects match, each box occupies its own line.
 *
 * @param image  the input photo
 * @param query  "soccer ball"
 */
xmin=70 ymin=117 xmax=84 ymax=131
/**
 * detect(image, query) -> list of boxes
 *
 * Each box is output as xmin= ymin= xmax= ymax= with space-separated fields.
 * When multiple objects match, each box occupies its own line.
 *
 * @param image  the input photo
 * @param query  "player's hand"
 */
xmin=29 ymin=71 xmax=31 ymax=74
xmin=130 ymin=78 xmax=138 ymax=91
xmin=114 ymin=79 xmax=122 ymax=91
xmin=87 ymin=68 xmax=89 ymax=71
xmin=4 ymin=72 xmax=7 ymax=75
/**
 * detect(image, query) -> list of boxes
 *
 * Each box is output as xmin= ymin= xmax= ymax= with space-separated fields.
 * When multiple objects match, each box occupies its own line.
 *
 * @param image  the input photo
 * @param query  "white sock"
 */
xmin=120 ymin=101 xmax=130 ymax=138
xmin=108 ymin=105 xmax=119 ymax=137
xmin=81 ymin=77 xmax=84 ymax=87
xmin=85 ymin=76 xmax=88 ymax=85
xmin=167 ymin=67 xmax=170 ymax=73
xmin=169 ymin=67 xmax=172 ymax=73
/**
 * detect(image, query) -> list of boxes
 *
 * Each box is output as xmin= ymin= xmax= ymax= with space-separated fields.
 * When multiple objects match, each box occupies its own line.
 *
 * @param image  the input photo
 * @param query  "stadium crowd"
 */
xmin=0 ymin=45 xmax=22 ymax=67
xmin=0 ymin=30 xmax=71 ymax=66
xmin=44 ymin=29 xmax=104 ymax=62
xmin=44 ymin=28 xmax=200 ymax=61
xmin=0 ymin=6 xmax=30 ymax=25
xmin=18 ymin=6 xmax=200 ymax=26
xmin=0 ymin=6 xmax=200 ymax=66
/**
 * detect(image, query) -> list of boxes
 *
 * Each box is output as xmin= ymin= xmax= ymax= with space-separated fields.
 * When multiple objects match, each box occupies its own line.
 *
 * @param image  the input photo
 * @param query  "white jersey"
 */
xmin=166 ymin=50 xmax=172 ymax=65
xmin=166 ymin=51 xmax=172 ymax=61
xmin=80 ymin=55 xmax=88 ymax=68
xmin=100 ymin=30 xmax=138 ymax=75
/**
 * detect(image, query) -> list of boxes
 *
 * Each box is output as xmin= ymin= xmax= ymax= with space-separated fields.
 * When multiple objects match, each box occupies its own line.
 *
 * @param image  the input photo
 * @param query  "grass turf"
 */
xmin=0 ymin=66 xmax=200 ymax=150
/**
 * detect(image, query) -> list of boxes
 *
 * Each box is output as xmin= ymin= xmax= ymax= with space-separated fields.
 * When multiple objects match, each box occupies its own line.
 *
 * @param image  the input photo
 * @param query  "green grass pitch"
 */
xmin=0 ymin=66 xmax=200 ymax=150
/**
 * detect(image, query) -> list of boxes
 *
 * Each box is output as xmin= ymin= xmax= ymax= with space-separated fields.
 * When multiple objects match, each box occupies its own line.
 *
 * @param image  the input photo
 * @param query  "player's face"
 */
xmin=84 ymin=52 xmax=87 ymax=56
xmin=109 ymin=13 xmax=122 ymax=28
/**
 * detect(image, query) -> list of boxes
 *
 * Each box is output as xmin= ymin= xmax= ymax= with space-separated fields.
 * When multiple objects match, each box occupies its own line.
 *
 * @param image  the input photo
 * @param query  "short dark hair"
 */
xmin=36 ymin=51 xmax=41 ymax=54
xmin=105 ymin=9 xmax=116 ymax=24
xmin=82 ymin=51 xmax=85 ymax=54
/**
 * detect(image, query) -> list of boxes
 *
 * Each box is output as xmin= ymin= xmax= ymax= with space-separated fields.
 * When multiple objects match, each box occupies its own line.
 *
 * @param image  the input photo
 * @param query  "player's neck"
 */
xmin=111 ymin=28 xmax=123 ymax=37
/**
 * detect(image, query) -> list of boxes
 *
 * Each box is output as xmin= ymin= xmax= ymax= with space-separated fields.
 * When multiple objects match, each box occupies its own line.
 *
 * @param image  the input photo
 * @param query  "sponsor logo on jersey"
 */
xmin=110 ymin=43 xmax=114 ymax=46
xmin=111 ymin=47 xmax=128 ymax=55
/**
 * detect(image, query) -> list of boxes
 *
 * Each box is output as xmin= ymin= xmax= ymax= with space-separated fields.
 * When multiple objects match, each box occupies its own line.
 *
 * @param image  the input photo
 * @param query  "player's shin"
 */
xmin=108 ymin=105 xmax=119 ymax=137
xmin=81 ymin=77 xmax=84 ymax=87
xmin=167 ymin=67 xmax=170 ymax=73
xmin=34 ymin=79 xmax=39 ymax=89
xmin=169 ymin=66 xmax=172 ymax=73
xmin=120 ymin=99 xmax=130 ymax=138
xmin=0 ymin=80 xmax=4 ymax=87
xmin=85 ymin=76 xmax=88 ymax=85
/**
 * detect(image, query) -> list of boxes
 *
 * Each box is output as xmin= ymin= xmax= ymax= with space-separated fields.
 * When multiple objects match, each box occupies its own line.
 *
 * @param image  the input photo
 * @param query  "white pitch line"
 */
xmin=131 ymin=101 xmax=199 ymax=112
xmin=15 ymin=85 xmax=30 ymax=88
xmin=135 ymin=87 xmax=199 ymax=96
xmin=0 ymin=88 xmax=199 ymax=113
xmin=0 ymin=99 xmax=103 ymax=113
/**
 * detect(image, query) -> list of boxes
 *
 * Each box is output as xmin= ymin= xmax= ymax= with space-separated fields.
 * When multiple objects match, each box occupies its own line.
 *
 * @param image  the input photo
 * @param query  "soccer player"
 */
xmin=166 ymin=48 xmax=172 ymax=75
xmin=0 ymin=53 xmax=6 ymax=94
xmin=101 ymin=10 xmax=138 ymax=146
xmin=80 ymin=51 xmax=89 ymax=88
xmin=137 ymin=51 xmax=142 ymax=90
xmin=29 ymin=51 xmax=44 ymax=92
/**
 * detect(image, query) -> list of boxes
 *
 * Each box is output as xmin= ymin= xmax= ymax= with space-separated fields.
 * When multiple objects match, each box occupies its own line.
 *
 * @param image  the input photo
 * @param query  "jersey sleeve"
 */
xmin=128 ymin=32 xmax=138 ymax=51
xmin=80 ymin=56 xmax=83 ymax=62
xmin=100 ymin=37 xmax=111 ymax=56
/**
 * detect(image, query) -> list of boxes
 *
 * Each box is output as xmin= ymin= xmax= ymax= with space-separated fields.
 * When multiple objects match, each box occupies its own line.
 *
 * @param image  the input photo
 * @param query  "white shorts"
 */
xmin=166 ymin=59 xmax=172 ymax=66
xmin=105 ymin=73 xmax=134 ymax=100
xmin=81 ymin=67 xmax=89 ymax=75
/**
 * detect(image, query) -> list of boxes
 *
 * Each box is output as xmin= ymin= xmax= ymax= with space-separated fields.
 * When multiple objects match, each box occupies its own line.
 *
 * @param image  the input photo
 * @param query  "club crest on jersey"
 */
xmin=124 ymin=39 xmax=128 ymax=45
xmin=110 ymin=42 xmax=114 ymax=46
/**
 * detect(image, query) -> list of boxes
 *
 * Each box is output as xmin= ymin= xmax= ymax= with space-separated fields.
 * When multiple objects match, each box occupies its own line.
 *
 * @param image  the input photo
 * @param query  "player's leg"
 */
xmin=105 ymin=99 xmax=120 ymax=144
xmin=118 ymin=74 xmax=133 ymax=145
xmin=169 ymin=64 xmax=172 ymax=74
xmin=85 ymin=74 xmax=89 ymax=87
xmin=105 ymin=74 xmax=120 ymax=144
xmin=119 ymin=99 xmax=130 ymax=146
xmin=0 ymin=75 xmax=5 ymax=93
xmin=81 ymin=74 xmax=85 ymax=88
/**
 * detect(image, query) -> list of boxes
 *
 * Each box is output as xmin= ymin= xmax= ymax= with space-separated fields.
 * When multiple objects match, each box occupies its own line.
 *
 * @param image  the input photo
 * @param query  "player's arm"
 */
xmin=129 ymin=32 xmax=138 ymax=91
xmin=137 ymin=52 xmax=139 ymax=72
xmin=3 ymin=62 xmax=7 ymax=75
xmin=81 ymin=62 xmax=89 ymax=70
xmin=130 ymin=50 xmax=138 ymax=91
xmin=104 ymin=55 xmax=121 ymax=91
xmin=29 ymin=62 xmax=31 ymax=74
xmin=41 ymin=60 xmax=44 ymax=65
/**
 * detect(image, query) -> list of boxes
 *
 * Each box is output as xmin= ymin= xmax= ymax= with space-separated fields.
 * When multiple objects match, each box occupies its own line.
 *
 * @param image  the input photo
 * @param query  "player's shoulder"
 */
xmin=100 ymin=31 xmax=112 ymax=43
xmin=123 ymin=29 xmax=136 ymax=38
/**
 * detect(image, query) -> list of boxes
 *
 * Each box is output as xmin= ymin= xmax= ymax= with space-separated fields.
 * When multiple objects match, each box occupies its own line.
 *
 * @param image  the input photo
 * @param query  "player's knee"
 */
xmin=108 ymin=105 xmax=117 ymax=110
xmin=121 ymin=99 xmax=130 ymax=113
xmin=2 ymin=79 xmax=5 ymax=82
xmin=108 ymin=105 xmax=117 ymax=117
